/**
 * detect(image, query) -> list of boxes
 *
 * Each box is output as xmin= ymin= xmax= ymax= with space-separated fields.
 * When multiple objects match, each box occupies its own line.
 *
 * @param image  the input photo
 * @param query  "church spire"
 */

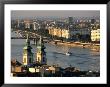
xmin=36 ymin=36 xmax=47 ymax=65
xmin=23 ymin=33 xmax=33 ymax=66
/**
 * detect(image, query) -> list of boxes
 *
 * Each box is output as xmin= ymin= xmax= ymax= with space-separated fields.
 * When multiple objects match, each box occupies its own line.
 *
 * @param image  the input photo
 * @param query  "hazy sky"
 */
xmin=11 ymin=10 xmax=100 ymax=19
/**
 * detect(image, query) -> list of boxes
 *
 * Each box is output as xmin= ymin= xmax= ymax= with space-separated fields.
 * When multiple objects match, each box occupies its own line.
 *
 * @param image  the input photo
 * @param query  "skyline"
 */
xmin=11 ymin=10 xmax=100 ymax=19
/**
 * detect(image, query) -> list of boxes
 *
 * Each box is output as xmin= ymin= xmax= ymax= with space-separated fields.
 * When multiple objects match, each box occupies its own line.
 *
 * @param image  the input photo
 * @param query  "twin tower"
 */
xmin=22 ymin=34 xmax=47 ymax=66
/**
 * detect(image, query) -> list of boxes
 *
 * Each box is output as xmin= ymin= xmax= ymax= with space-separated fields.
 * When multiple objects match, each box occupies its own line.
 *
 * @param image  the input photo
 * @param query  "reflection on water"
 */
xmin=11 ymin=39 xmax=100 ymax=71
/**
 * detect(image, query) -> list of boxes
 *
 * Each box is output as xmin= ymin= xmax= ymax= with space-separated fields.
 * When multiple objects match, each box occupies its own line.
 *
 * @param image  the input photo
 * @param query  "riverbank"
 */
xmin=49 ymin=41 xmax=100 ymax=52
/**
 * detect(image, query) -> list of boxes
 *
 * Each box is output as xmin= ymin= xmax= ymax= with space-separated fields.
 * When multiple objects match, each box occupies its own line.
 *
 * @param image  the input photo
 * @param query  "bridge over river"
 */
xmin=12 ymin=28 xmax=50 ymax=40
xmin=11 ymin=28 xmax=51 ymax=45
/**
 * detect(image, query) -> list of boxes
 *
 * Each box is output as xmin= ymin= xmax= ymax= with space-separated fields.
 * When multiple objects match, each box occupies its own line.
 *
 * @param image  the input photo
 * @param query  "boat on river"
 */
xmin=65 ymin=52 xmax=72 ymax=56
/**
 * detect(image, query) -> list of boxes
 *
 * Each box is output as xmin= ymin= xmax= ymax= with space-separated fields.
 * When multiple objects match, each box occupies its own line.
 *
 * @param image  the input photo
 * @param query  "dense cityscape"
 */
xmin=11 ymin=15 xmax=100 ymax=77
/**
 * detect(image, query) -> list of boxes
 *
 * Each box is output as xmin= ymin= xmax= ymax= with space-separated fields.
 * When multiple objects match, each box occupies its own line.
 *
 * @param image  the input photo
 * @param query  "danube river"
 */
xmin=11 ymin=30 xmax=100 ymax=71
xmin=11 ymin=38 xmax=100 ymax=71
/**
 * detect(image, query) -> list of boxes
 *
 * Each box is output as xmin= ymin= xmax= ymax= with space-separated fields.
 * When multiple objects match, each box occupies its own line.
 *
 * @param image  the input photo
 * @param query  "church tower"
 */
xmin=23 ymin=34 xmax=33 ymax=66
xmin=36 ymin=36 xmax=47 ymax=65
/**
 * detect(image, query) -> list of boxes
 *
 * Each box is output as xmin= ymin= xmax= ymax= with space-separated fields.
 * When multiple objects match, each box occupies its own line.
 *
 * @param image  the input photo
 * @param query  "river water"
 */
xmin=11 ymin=38 xmax=100 ymax=71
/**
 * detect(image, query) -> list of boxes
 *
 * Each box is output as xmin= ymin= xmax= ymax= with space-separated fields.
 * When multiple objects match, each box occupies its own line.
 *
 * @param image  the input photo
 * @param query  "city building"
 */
xmin=23 ymin=34 xmax=33 ymax=66
xmin=91 ymin=29 xmax=100 ymax=42
xmin=48 ymin=26 xmax=90 ymax=41
xmin=48 ymin=27 xmax=70 ymax=39
xmin=61 ymin=29 xmax=70 ymax=39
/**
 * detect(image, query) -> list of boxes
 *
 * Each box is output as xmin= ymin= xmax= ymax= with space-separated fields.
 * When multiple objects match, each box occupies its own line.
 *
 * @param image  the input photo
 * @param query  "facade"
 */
xmin=36 ymin=36 xmax=47 ymax=65
xmin=91 ymin=29 xmax=100 ymax=42
xmin=23 ymin=34 xmax=33 ymax=66
xmin=61 ymin=29 xmax=70 ymax=39
xmin=48 ymin=26 xmax=90 ymax=40
xmin=48 ymin=27 xmax=70 ymax=39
